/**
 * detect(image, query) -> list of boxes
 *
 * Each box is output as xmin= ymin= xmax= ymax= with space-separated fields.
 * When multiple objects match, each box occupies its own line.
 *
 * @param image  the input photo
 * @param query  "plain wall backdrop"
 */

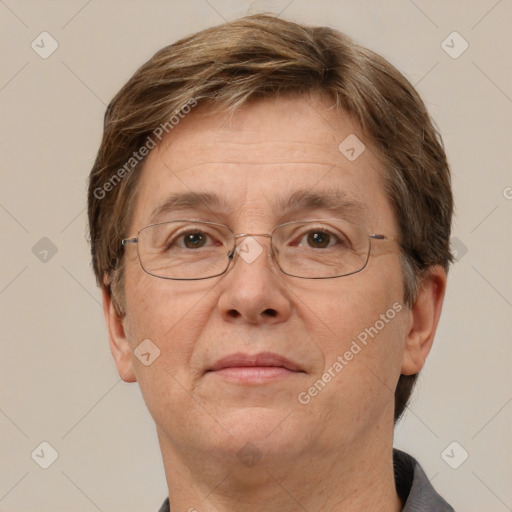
xmin=1 ymin=0 xmax=511 ymax=511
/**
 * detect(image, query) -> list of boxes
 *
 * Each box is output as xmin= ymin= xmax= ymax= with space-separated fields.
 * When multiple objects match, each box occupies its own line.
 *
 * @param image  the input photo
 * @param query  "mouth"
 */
xmin=206 ymin=352 xmax=305 ymax=384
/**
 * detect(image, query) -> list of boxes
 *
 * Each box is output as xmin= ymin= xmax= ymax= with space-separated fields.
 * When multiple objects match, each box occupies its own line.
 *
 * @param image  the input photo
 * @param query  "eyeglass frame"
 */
xmin=121 ymin=218 xmax=399 ymax=281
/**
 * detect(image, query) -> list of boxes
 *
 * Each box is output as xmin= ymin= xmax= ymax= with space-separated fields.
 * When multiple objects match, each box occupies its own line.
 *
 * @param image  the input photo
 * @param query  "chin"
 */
xmin=211 ymin=407 xmax=309 ymax=459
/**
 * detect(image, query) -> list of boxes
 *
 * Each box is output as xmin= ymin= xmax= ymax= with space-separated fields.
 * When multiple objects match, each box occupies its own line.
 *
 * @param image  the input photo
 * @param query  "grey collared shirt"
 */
xmin=394 ymin=449 xmax=454 ymax=511
xmin=158 ymin=449 xmax=454 ymax=511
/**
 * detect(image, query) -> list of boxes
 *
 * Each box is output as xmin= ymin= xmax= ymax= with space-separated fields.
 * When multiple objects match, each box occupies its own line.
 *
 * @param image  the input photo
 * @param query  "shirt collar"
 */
xmin=394 ymin=448 xmax=454 ymax=511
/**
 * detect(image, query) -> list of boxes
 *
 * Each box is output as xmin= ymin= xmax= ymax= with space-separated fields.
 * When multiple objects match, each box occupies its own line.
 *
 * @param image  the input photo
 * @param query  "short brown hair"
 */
xmin=87 ymin=14 xmax=453 ymax=422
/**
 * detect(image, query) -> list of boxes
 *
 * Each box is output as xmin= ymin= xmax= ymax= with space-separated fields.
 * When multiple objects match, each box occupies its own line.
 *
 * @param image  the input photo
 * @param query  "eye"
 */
xmin=180 ymin=231 xmax=209 ymax=249
xmin=291 ymin=227 xmax=347 ymax=249
xmin=163 ymin=227 xmax=223 ymax=251
xmin=303 ymin=230 xmax=333 ymax=249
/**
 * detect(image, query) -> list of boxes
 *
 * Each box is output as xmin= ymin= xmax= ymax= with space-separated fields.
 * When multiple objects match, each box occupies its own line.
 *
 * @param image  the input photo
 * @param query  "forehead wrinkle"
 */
xmin=166 ymin=139 xmax=343 ymax=166
xmin=162 ymin=160 xmax=351 ymax=178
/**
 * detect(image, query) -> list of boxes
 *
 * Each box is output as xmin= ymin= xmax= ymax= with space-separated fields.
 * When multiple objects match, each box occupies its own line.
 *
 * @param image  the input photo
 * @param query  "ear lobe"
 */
xmin=101 ymin=284 xmax=137 ymax=383
xmin=401 ymin=266 xmax=447 ymax=376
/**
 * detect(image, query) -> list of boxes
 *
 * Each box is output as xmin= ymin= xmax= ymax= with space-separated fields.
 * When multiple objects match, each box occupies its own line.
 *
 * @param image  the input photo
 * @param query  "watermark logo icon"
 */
xmin=236 ymin=237 xmax=263 ymax=264
xmin=338 ymin=134 xmax=365 ymax=162
xmin=441 ymin=31 xmax=468 ymax=59
xmin=31 ymin=441 xmax=59 ymax=469
xmin=450 ymin=236 xmax=468 ymax=262
xmin=31 ymin=32 xmax=59 ymax=59
xmin=237 ymin=442 xmax=263 ymax=467
xmin=32 ymin=237 xmax=58 ymax=263
xmin=134 ymin=339 xmax=161 ymax=366
xmin=441 ymin=441 xmax=469 ymax=469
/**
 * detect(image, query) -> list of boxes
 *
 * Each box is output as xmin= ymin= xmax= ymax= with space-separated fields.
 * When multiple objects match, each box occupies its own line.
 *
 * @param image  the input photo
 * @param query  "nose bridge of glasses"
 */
xmin=234 ymin=232 xmax=272 ymax=241
xmin=228 ymin=232 xmax=276 ymax=265
xmin=233 ymin=233 xmax=273 ymax=254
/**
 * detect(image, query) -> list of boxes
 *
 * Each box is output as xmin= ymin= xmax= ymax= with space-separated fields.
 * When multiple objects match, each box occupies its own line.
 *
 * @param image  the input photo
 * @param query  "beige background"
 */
xmin=1 ymin=0 xmax=511 ymax=511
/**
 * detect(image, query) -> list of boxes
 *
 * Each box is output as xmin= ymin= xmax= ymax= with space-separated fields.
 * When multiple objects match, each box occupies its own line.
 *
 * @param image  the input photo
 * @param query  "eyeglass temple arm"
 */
xmin=369 ymin=233 xmax=399 ymax=241
xmin=122 ymin=237 xmax=138 ymax=247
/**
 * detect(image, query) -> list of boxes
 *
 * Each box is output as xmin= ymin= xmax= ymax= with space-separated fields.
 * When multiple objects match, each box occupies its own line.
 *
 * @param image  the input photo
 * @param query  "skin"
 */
xmin=102 ymin=93 xmax=447 ymax=512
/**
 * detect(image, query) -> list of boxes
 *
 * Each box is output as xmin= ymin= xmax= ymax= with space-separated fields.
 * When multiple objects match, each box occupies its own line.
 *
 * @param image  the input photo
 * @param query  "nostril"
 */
xmin=228 ymin=310 xmax=240 ymax=318
xmin=263 ymin=308 xmax=277 ymax=317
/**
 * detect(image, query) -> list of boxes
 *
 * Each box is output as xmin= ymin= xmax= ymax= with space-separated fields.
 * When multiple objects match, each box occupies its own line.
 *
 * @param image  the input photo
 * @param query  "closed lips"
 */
xmin=207 ymin=352 xmax=304 ymax=372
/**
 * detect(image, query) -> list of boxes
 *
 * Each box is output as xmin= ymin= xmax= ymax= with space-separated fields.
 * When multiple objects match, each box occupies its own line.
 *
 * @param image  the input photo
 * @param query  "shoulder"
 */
xmin=394 ymin=448 xmax=455 ymax=512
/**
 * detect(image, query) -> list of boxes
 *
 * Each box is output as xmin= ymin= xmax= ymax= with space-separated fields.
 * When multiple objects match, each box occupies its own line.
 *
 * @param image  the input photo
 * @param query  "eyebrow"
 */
xmin=149 ymin=192 xmax=222 ymax=223
xmin=148 ymin=188 xmax=367 ymax=224
xmin=274 ymin=188 xmax=367 ymax=222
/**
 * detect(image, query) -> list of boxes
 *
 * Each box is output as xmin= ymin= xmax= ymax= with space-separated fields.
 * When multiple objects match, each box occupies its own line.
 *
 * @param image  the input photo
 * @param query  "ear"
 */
xmin=101 ymin=284 xmax=137 ymax=383
xmin=401 ymin=265 xmax=447 ymax=375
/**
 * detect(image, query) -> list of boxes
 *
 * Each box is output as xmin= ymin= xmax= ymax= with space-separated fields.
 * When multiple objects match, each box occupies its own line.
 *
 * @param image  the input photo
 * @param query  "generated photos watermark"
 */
xmin=93 ymin=97 xmax=198 ymax=200
xmin=298 ymin=301 xmax=403 ymax=405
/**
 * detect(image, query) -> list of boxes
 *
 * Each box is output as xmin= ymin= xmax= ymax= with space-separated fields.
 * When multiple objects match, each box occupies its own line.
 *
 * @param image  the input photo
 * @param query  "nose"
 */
xmin=216 ymin=234 xmax=292 ymax=325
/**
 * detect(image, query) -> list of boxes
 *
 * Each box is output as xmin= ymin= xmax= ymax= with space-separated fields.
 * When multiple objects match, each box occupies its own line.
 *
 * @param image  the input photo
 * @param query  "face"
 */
xmin=107 ymin=93 xmax=426 ymax=471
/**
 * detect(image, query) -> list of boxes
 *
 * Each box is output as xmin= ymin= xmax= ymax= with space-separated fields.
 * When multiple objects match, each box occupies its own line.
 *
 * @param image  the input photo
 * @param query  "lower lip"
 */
xmin=208 ymin=366 xmax=301 ymax=384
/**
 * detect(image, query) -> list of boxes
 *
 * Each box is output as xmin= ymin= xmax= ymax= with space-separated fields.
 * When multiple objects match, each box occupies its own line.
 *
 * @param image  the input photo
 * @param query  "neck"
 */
xmin=157 ymin=425 xmax=402 ymax=512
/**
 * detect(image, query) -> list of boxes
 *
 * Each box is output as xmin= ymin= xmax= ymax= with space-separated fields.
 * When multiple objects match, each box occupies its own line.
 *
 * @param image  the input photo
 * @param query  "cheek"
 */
xmin=293 ymin=253 xmax=404 ymax=348
xmin=125 ymin=267 xmax=188 ymax=338
xmin=293 ymin=254 xmax=407 ymax=414
xmin=123 ymin=269 xmax=219 ymax=370
xmin=122 ymin=274 xmax=221 ymax=427
xmin=298 ymin=302 xmax=407 ymax=438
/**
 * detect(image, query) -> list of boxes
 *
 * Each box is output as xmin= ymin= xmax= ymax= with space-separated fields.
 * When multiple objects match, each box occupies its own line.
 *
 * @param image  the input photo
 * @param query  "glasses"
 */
xmin=121 ymin=219 xmax=397 ymax=280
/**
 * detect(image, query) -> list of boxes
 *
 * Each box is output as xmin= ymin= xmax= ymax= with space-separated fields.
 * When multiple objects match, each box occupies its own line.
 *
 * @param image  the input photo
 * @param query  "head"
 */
xmin=88 ymin=14 xmax=452 ymax=466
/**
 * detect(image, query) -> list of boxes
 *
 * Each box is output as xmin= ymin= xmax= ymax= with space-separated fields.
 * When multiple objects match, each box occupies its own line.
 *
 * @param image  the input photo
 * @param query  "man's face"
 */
xmin=117 ymin=94 xmax=411 ymax=467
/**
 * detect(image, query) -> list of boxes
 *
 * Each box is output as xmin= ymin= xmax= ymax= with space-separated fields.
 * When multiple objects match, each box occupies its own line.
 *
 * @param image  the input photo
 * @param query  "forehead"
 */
xmin=156 ymin=94 xmax=355 ymax=165
xmin=131 ymin=94 xmax=396 ymax=231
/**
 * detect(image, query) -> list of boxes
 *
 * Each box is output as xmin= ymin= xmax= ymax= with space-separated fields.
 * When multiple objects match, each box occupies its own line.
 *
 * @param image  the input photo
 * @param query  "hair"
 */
xmin=87 ymin=14 xmax=453 ymax=422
